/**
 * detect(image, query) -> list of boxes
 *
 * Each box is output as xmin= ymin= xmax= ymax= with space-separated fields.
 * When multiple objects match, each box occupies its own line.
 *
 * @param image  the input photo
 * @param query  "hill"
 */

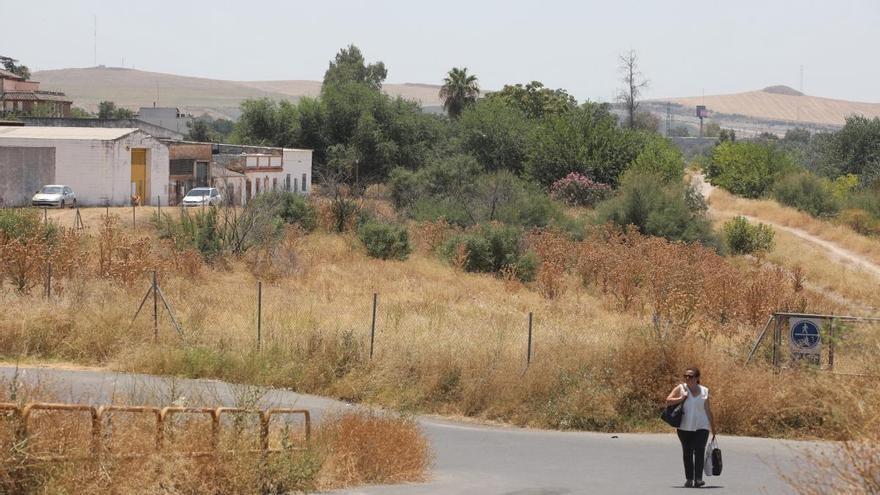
xmin=654 ymin=85 xmax=880 ymax=127
xmin=32 ymin=67 xmax=444 ymax=119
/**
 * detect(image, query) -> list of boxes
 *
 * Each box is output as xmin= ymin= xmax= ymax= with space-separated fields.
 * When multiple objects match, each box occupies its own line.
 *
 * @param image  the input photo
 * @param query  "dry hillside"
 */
xmin=656 ymin=85 xmax=880 ymax=126
xmin=33 ymin=67 xmax=443 ymax=119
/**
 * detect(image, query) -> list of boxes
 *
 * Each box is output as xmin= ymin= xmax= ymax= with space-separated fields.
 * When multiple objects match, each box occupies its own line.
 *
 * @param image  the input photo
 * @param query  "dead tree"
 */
xmin=617 ymin=49 xmax=649 ymax=130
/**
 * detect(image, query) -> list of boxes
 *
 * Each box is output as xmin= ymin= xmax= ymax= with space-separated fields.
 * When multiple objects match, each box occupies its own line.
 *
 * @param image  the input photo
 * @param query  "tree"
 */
xmin=97 ymin=101 xmax=134 ymax=119
xmin=186 ymin=119 xmax=213 ymax=142
xmin=98 ymin=101 xmax=118 ymax=119
xmin=718 ymin=128 xmax=736 ymax=143
xmin=439 ymin=67 xmax=480 ymax=119
xmin=322 ymin=45 xmax=387 ymax=92
xmin=0 ymin=55 xmax=30 ymax=80
xmin=458 ymin=98 xmax=530 ymax=173
xmin=525 ymin=102 xmax=642 ymax=187
xmin=70 ymin=107 xmax=94 ymax=119
xmin=817 ymin=115 xmax=880 ymax=183
xmin=705 ymin=141 xmax=797 ymax=198
xmin=486 ymin=81 xmax=577 ymax=119
xmin=617 ymin=49 xmax=648 ymax=130
xmin=632 ymin=110 xmax=660 ymax=132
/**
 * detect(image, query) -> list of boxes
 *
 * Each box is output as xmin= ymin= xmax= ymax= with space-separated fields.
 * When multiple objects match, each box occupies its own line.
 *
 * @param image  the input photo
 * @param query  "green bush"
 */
xmin=440 ymin=223 xmax=538 ymax=281
xmin=159 ymin=207 xmax=223 ymax=260
xmin=596 ymin=171 xmax=716 ymax=246
xmin=0 ymin=208 xmax=55 ymax=240
xmin=357 ymin=221 xmax=411 ymax=260
xmin=706 ymin=141 xmax=797 ymax=198
xmin=628 ymin=134 xmax=685 ymax=183
xmin=772 ymin=172 xmax=839 ymax=217
xmin=250 ymin=191 xmax=318 ymax=231
xmin=723 ymin=216 xmax=775 ymax=255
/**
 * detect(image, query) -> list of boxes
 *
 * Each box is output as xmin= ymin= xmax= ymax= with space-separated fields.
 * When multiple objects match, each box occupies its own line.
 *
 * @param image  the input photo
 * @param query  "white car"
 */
xmin=32 ymin=185 xmax=76 ymax=208
xmin=181 ymin=187 xmax=222 ymax=207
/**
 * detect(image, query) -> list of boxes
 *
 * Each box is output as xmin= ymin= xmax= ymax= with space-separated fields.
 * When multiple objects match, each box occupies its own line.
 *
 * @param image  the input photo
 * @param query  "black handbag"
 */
xmin=661 ymin=398 xmax=685 ymax=427
xmin=711 ymin=444 xmax=722 ymax=475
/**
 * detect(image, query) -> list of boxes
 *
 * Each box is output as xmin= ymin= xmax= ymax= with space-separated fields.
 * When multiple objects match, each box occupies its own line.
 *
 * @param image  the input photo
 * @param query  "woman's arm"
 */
xmin=705 ymin=397 xmax=717 ymax=439
xmin=665 ymin=384 xmax=686 ymax=406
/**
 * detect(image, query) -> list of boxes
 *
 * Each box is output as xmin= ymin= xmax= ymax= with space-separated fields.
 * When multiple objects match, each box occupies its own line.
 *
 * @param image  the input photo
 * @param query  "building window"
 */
xmin=301 ymin=173 xmax=307 ymax=192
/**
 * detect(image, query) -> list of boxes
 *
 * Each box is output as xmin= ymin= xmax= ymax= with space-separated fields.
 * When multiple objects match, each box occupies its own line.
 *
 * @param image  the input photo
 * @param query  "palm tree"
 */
xmin=439 ymin=67 xmax=480 ymax=119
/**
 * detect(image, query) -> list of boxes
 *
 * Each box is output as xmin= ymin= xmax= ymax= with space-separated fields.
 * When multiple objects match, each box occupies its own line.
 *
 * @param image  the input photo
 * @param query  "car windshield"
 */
xmin=185 ymin=189 xmax=210 ymax=197
xmin=40 ymin=186 xmax=63 ymax=194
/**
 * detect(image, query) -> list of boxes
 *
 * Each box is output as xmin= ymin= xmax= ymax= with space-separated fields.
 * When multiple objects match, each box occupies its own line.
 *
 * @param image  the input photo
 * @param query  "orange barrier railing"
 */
xmin=0 ymin=401 xmax=310 ymax=463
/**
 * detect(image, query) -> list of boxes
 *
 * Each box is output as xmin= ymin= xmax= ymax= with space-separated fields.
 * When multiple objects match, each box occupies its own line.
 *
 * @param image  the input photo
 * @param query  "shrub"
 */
xmin=772 ymin=172 xmax=839 ymax=217
xmin=596 ymin=171 xmax=717 ymax=246
xmin=706 ymin=141 xmax=797 ymax=198
xmin=549 ymin=172 xmax=611 ymax=207
xmin=628 ymin=134 xmax=685 ymax=183
xmin=837 ymin=209 xmax=880 ymax=236
xmin=723 ymin=216 xmax=775 ymax=255
xmin=441 ymin=223 xmax=538 ymax=281
xmin=357 ymin=221 xmax=411 ymax=260
xmin=266 ymin=192 xmax=317 ymax=231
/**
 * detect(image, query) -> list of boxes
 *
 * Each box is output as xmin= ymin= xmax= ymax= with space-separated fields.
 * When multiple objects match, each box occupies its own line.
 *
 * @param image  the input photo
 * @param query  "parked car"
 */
xmin=181 ymin=187 xmax=222 ymax=207
xmin=32 ymin=185 xmax=76 ymax=208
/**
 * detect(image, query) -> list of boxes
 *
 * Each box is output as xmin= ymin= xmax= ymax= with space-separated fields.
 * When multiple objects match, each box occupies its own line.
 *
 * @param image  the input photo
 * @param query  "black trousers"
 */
xmin=677 ymin=428 xmax=710 ymax=481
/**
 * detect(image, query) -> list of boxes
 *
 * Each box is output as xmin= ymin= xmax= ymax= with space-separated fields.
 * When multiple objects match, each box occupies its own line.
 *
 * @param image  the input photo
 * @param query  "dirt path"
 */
xmin=693 ymin=174 xmax=880 ymax=280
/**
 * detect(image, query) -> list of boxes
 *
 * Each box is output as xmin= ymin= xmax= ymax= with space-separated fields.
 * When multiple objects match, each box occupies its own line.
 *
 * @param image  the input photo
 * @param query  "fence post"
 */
xmin=527 ymin=312 xmax=533 ymax=367
xmin=257 ymin=281 xmax=262 ymax=351
xmin=369 ymin=293 xmax=378 ymax=359
xmin=45 ymin=263 xmax=52 ymax=299
xmin=828 ymin=315 xmax=835 ymax=371
xmin=153 ymin=271 xmax=159 ymax=342
xmin=157 ymin=195 xmax=161 ymax=227
xmin=43 ymin=207 xmax=48 ymax=225
xmin=132 ymin=203 xmax=136 ymax=229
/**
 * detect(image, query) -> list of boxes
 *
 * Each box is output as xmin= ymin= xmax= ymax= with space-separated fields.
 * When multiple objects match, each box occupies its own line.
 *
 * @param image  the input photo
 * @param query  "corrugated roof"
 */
xmin=0 ymin=91 xmax=72 ymax=103
xmin=0 ymin=68 xmax=25 ymax=80
xmin=0 ymin=126 xmax=140 ymax=140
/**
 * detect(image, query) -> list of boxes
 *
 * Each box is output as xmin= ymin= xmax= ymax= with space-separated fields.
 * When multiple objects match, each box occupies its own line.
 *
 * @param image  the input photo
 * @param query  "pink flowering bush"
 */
xmin=550 ymin=172 xmax=611 ymax=207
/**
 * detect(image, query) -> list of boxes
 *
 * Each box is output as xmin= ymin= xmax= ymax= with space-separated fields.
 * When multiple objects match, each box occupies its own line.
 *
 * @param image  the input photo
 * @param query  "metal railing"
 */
xmin=1 ymin=401 xmax=310 ymax=463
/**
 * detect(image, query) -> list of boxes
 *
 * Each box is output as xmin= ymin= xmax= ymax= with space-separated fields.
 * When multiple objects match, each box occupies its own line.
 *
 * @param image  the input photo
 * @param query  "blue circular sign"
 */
xmin=790 ymin=320 xmax=821 ymax=350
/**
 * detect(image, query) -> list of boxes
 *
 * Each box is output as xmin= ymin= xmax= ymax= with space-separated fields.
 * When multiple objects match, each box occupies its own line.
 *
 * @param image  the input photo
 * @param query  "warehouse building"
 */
xmin=0 ymin=126 xmax=169 ymax=206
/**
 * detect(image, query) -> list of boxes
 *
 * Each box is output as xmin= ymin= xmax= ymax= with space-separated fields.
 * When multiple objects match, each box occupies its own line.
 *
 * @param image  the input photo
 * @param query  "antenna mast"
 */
xmin=93 ymin=15 xmax=97 ymax=66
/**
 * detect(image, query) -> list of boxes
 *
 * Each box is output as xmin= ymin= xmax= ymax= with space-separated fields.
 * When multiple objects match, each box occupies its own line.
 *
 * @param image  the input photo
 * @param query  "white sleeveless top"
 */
xmin=678 ymin=384 xmax=710 ymax=432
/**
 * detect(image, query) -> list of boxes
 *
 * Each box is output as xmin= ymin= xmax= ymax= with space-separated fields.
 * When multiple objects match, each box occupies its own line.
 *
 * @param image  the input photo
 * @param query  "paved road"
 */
xmin=1 ymin=366 xmax=810 ymax=494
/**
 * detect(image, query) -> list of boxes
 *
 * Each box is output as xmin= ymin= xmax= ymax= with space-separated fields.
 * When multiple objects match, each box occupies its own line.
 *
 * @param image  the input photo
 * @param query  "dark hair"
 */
xmin=686 ymin=367 xmax=701 ymax=384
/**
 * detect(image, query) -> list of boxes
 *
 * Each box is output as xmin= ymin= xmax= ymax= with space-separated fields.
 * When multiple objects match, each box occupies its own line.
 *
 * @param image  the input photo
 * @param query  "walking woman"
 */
xmin=666 ymin=367 xmax=716 ymax=488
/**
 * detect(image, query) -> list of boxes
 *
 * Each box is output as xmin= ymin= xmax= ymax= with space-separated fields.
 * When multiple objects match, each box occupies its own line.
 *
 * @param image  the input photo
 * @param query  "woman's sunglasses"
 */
xmin=683 ymin=374 xmax=696 ymax=379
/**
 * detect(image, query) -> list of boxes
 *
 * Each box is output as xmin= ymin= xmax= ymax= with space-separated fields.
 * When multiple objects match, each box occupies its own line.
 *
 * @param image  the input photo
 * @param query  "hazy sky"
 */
xmin=3 ymin=0 xmax=879 ymax=102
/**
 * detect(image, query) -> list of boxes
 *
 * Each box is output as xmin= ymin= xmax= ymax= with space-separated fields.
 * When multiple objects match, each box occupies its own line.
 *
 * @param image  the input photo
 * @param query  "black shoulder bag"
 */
xmin=660 ymin=388 xmax=685 ymax=428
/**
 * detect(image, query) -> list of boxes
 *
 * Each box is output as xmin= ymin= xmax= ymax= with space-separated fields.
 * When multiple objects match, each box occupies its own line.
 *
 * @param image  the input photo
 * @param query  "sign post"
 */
xmin=789 ymin=318 xmax=822 ymax=365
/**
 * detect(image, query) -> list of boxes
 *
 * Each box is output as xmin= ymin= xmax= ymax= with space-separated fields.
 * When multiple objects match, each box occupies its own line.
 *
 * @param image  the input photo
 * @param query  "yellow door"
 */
xmin=131 ymin=149 xmax=146 ymax=204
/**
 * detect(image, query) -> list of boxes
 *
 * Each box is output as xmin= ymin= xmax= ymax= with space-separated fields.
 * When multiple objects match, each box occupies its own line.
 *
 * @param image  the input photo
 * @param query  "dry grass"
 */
xmin=709 ymin=188 xmax=880 ymax=268
xmin=667 ymin=88 xmax=880 ymax=127
xmin=783 ymin=429 xmax=880 ymax=494
xmin=2 ymin=209 xmax=880 ymax=443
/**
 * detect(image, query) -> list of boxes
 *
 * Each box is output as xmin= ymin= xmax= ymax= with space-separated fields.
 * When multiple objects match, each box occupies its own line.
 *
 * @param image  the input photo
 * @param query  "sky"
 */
xmin=2 ymin=0 xmax=879 ymax=103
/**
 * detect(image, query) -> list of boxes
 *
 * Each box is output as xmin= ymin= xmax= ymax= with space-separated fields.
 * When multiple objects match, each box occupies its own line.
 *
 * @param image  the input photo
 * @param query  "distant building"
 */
xmin=0 ymin=127 xmax=312 ymax=207
xmin=20 ymin=116 xmax=185 ymax=140
xmin=0 ymin=68 xmax=72 ymax=118
xmin=138 ymin=106 xmax=193 ymax=136
xmin=0 ymin=126 xmax=169 ymax=206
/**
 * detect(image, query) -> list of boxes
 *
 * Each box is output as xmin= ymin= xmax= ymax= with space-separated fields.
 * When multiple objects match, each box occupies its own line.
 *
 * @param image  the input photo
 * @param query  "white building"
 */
xmin=214 ymin=145 xmax=312 ymax=205
xmin=0 ymin=126 xmax=169 ymax=206
xmin=137 ymin=107 xmax=193 ymax=136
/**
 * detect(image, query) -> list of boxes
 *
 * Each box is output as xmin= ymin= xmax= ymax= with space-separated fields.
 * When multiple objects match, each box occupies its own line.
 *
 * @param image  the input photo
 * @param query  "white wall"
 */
xmin=0 ymin=131 xmax=169 ymax=206
xmin=282 ymin=149 xmax=313 ymax=194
